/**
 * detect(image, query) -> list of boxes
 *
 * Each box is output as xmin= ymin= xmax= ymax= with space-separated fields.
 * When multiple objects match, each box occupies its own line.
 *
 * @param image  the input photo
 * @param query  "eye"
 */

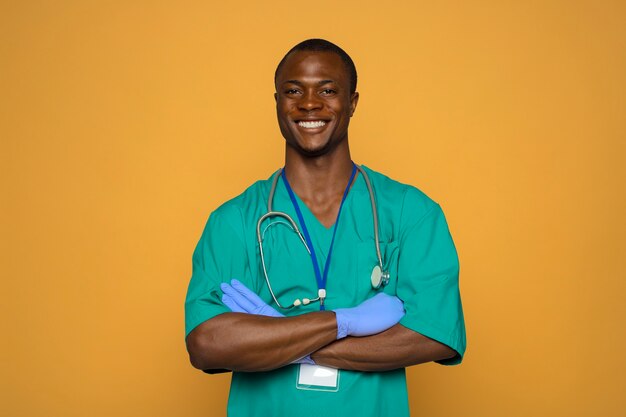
xmin=320 ymin=89 xmax=336 ymax=95
xmin=284 ymin=88 xmax=301 ymax=95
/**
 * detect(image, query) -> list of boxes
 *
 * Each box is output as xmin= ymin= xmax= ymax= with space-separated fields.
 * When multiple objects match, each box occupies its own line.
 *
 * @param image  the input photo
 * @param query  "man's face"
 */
xmin=275 ymin=51 xmax=359 ymax=157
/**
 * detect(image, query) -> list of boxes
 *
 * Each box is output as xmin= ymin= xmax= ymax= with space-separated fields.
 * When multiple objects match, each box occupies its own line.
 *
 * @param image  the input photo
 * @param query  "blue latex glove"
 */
xmin=333 ymin=293 xmax=405 ymax=339
xmin=220 ymin=279 xmax=314 ymax=365
xmin=221 ymin=279 xmax=283 ymax=317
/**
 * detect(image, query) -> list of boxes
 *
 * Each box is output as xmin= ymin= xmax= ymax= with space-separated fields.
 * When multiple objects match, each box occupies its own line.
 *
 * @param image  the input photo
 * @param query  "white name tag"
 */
xmin=296 ymin=364 xmax=339 ymax=392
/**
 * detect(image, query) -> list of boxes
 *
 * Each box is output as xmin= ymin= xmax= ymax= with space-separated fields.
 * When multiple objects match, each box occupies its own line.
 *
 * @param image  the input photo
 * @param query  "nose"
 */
xmin=298 ymin=90 xmax=323 ymax=111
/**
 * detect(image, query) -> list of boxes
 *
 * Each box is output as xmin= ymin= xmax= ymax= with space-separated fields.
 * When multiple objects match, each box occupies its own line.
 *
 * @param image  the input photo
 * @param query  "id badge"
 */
xmin=296 ymin=364 xmax=339 ymax=392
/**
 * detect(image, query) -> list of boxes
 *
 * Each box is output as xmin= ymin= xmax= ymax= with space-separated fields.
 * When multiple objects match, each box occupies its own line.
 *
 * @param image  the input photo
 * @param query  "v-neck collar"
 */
xmin=278 ymin=169 xmax=365 ymax=233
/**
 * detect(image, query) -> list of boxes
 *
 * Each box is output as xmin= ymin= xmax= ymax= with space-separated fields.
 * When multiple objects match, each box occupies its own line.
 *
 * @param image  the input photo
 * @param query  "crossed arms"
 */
xmin=185 ymin=282 xmax=456 ymax=373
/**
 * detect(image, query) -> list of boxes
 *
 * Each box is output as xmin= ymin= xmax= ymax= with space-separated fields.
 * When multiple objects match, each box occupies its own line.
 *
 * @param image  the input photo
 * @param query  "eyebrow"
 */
xmin=283 ymin=79 xmax=335 ymax=86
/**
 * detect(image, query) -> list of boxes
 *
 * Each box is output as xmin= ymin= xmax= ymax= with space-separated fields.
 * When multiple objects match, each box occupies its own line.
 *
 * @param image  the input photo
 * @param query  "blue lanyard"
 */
xmin=281 ymin=163 xmax=357 ymax=310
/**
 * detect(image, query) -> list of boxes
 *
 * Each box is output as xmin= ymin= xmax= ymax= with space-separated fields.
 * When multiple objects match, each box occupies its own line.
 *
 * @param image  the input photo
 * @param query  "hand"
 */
xmin=220 ymin=279 xmax=313 ymax=365
xmin=333 ymin=293 xmax=405 ymax=339
xmin=221 ymin=279 xmax=283 ymax=317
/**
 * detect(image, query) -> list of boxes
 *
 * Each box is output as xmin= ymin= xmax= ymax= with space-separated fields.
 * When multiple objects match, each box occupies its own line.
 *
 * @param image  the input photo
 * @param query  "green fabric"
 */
xmin=184 ymin=165 xmax=466 ymax=417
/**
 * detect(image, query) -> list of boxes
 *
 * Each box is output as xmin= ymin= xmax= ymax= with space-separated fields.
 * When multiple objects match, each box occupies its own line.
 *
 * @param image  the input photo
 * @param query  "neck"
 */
xmin=283 ymin=140 xmax=354 ymax=204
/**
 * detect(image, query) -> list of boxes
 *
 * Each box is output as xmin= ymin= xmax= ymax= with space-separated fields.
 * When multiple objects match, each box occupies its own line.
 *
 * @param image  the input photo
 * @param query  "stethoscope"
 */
xmin=256 ymin=164 xmax=390 ymax=309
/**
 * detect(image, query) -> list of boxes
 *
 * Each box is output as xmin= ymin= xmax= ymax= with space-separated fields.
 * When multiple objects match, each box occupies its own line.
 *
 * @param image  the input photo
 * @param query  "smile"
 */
xmin=297 ymin=120 xmax=327 ymax=129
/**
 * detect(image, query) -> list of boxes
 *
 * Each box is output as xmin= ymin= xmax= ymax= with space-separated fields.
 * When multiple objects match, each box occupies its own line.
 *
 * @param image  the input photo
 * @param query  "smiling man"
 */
xmin=184 ymin=39 xmax=466 ymax=417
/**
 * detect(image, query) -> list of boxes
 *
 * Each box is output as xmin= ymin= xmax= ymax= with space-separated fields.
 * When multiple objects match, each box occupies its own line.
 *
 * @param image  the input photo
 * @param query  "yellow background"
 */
xmin=2 ymin=1 xmax=625 ymax=416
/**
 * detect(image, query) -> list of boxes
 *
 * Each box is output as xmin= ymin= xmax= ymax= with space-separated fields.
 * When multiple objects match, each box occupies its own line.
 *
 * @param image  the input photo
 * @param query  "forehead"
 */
xmin=276 ymin=51 xmax=350 ymax=84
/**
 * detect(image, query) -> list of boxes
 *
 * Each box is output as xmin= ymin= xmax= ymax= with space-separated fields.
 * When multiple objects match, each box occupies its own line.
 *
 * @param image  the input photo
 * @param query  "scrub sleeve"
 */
xmin=185 ymin=207 xmax=249 ymax=338
xmin=396 ymin=188 xmax=466 ymax=364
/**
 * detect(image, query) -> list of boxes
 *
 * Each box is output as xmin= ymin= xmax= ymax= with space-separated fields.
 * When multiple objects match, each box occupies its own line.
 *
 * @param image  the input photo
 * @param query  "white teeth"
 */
xmin=298 ymin=120 xmax=326 ymax=128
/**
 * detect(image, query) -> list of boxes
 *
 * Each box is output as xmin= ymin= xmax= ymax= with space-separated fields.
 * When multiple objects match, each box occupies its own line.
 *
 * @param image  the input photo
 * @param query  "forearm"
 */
xmin=186 ymin=311 xmax=337 ymax=372
xmin=310 ymin=323 xmax=457 ymax=372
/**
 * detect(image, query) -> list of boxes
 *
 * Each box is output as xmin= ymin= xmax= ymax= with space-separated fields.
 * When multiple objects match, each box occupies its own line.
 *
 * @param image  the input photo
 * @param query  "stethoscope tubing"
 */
xmin=257 ymin=164 xmax=386 ymax=309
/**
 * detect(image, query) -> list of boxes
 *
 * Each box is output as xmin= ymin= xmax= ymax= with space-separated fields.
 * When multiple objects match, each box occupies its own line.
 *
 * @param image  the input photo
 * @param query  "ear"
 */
xmin=349 ymin=92 xmax=359 ymax=117
xmin=274 ymin=92 xmax=278 ymax=102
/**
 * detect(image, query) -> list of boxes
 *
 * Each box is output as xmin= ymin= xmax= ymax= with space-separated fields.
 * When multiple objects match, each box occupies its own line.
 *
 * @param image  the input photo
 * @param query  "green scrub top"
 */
xmin=185 ymin=165 xmax=466 ymax=417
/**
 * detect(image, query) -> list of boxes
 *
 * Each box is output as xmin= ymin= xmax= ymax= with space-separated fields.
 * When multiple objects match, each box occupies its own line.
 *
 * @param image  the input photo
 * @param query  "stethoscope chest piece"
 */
xmin=370 ymin=265 xmax=390 ymax=289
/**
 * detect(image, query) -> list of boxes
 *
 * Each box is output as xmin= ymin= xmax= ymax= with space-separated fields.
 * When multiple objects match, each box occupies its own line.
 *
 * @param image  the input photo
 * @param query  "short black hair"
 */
xmin=274 ymin=39 xmax=358 ymax=94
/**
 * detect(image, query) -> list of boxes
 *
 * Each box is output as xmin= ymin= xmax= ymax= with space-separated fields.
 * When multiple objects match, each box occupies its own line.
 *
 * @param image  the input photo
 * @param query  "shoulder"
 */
xmin=205 ymin=171 xmax=277 ymax=230
xmin=360 ymin=165 xmax=440 ymax=222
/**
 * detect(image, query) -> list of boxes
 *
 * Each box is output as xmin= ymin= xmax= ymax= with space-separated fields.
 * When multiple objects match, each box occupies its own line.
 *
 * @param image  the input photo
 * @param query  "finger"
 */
xmin=220 ymin=282 xmax=239 ymax=299
xmin=230 ymin=279 xmax=268 ymax=309
xmin=221 ymin=282 xmax=258 ymax=312
xmin=221 ymin=294 xmax=247 ymax=313
xmin=293 ymin=355 xmax=316 ymax=365
xmin=220 ymin=283 xmax=254 ymax=311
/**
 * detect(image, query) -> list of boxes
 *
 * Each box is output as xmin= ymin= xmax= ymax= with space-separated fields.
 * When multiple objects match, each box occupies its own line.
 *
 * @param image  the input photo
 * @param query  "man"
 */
xmin=185 ymin=39 xmax=466 ymax=417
